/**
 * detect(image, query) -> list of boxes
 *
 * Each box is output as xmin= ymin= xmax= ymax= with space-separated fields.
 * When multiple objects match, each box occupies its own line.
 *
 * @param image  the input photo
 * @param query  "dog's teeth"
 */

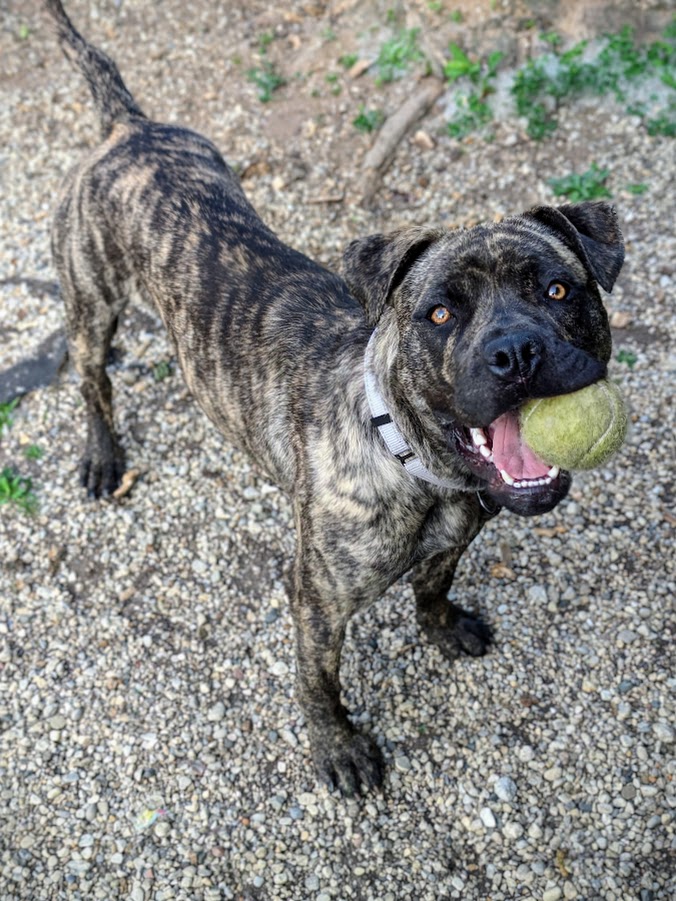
xmin=479 ymin=445 xmax=492 ymax=460
xmin=548 ymin=466 xmax=560 ymax=479
xmin=470 ymin=427 xmax=487 ymax=447
xmin=499 ymin=469 xmax=514 ymax=486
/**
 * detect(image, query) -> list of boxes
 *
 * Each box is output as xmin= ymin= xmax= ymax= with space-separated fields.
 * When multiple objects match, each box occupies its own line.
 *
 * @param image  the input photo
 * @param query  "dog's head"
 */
xmin=344 ymin=202 xmax=624 ymax=516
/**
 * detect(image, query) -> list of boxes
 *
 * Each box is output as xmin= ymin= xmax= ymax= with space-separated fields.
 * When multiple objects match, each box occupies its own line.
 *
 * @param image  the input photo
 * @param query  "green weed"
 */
xmin=258 ymin=32 xmax=274 ymax=54
xmin=338 ymin=53 xmax=358 ymax=69
xmin=0 ymin=467 xmax=37 ymax=514
xmin=24 ymin=444 xmax=43 ymax=461
xmin=0 ymin=398 xmax=19 ymax=434
xmin=353 ymin=106 xmax=385 ymax=133
xmin=152 ymin=360 xmax=174 ymax=382
xmin=444 ymin=44 xmax=482 ymax=83
xmin=447 ymin=93 xmax=493 ymax=137
xmin=645 ymin=100 xmax=676 ymax=136
xmin=616 ymin=349 xmax=638 ymax=368
xmin=625 ymin=182 xmax=649 ymax=194
xmin=548 ymin=163 xmax=612 ymax=202
xmin=541 ymin=32 xmax=563 ymax=48
xmin=247 ymin=62 xmax=286 ymax=102
xmin=512 ymin=25 xmax=676 ymax=140
xmin=376 ymin=28 xmax=423 ymax=85
xmin=444 ymin=45 xmax=503 ymax=138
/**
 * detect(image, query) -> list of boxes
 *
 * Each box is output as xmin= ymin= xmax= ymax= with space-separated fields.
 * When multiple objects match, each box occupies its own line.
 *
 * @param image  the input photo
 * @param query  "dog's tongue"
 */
xmin=488 ymin=411 xmax=551 ymax=480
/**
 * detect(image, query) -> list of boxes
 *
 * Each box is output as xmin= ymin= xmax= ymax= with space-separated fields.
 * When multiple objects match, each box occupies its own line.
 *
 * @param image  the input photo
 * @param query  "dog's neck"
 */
xmin=364 ymin=330 xmax=458 ymax=490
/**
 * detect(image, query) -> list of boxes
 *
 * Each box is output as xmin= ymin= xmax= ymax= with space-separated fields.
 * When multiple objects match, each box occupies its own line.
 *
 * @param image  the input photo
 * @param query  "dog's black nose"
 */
xmin=483 ymin=332 xmax=544 ymax=382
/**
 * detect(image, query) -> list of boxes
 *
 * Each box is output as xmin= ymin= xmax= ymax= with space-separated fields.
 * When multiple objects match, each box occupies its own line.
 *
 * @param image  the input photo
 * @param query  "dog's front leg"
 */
xmin=412 ymin=541 xmax=492 ymax=661
xmin=290 ymin=532 xmax=384 ymax=796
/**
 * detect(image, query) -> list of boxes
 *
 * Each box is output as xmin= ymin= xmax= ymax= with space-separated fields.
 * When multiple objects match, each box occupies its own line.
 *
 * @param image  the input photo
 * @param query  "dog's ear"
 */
xmin=343 ymin=226 xmax=445 ymax=326
xmin=525 ymin=201 xmax=625 ymax=293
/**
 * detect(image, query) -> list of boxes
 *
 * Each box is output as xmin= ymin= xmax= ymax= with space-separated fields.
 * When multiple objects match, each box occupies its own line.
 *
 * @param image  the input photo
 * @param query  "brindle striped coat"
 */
xmin=46 ymin=0 xmax=624 ymax=794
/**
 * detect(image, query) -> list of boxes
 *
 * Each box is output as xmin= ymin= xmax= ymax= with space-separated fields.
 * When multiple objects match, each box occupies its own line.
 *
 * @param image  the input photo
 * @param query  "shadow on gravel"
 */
xmin=0 ymin=328 xmax=68 ymax=404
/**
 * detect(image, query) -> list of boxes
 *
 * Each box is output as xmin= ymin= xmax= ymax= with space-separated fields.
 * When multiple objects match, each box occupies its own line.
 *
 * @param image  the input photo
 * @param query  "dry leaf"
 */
xmin=490 ymin=563 xmax=516 ymax=580
xmin=533 ymin=525 xmax=568 ymax=538
xmin=112 ymin=468 xmax=141 ymax=499
xmin=348 ymin=59 xmax=371 ymax=79
xmin=610 ymin=310 xmax=633 ymax=328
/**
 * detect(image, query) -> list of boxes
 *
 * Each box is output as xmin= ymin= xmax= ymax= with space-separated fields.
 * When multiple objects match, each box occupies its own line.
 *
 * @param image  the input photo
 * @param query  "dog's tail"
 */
xmin=45 ymin=0 xmax=145 ymax=137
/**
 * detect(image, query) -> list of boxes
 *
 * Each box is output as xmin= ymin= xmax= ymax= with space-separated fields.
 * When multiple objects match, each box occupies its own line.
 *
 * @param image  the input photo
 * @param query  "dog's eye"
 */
xmin=428 ymin=305 xmax=452 ymax=326
xmin=547 ymin=281 xmax=568 ymax=301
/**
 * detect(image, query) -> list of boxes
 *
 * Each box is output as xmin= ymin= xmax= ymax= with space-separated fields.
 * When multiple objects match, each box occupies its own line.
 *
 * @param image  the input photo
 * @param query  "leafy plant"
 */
xmin=247 ymin=62 xmax=286 ymax=102
xmin=353 ymin=106 xmax=385 ymax=133
xmin=625 ymin=182 xmax=648 ymax=194
xmin=444 ymin=45 xmax=504 ymax=138
xmin=0 ymin=467 xmax=37 ymax=514
xmin=447 ymin=93 xmax=493 ymax=137
xmin=444 ymin=44 xmax=482 ymax=83
xmin=0 ymin=398 xmax=19 ymax=434
xmin=512 ymin=25 xmax=676 ymax=140
xmin=376 ymin=28 xmax=423 ymax=84
xmin=548 ymin=164 xmax=612 ymax=202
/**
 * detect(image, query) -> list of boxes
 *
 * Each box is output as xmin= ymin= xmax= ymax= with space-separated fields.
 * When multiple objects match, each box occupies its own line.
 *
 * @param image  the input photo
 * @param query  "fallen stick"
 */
xmin=360 ymin=78 xmax=445 ymax=205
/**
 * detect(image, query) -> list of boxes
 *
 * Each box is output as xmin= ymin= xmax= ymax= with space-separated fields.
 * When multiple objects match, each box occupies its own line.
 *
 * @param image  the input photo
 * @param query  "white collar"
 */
xmin=363 ymin=330 xmax=457 ymax=490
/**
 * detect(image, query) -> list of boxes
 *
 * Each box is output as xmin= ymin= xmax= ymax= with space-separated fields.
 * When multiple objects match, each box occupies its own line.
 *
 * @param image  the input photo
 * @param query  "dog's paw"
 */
xmin=311 ymin=730 xmax=384 ymax=797
xmin=79 ymin=452 xmax=125 ymax=498
xmin=421 ymin=607 xmax=492 ymax=661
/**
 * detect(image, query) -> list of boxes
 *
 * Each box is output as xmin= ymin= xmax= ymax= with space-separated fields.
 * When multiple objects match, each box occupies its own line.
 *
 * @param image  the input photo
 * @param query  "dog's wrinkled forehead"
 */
xmin=343 ymin=202 xmax=624 ymax=327
xmin=413 ymin=218 xmax=589 ymax=294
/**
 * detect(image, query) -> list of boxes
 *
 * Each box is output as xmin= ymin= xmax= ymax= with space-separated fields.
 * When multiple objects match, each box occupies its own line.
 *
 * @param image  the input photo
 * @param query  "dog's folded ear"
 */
xmin=343 ymin=226 xmax=445 ymax=326
xmin=525 ymin=201 xmax=625 ymax=293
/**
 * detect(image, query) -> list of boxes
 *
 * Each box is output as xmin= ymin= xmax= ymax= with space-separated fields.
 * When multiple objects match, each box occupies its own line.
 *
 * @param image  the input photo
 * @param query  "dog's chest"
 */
xmin=412 ymin=496 xmax=479 ymax=560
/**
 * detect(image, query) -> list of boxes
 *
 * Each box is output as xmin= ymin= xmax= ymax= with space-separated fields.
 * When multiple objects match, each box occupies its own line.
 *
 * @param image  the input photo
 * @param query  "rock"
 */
xmin=480 ymin=807 xmax=496 ymax=829
xmin=494 ymin=775 xmax=517 ymax=801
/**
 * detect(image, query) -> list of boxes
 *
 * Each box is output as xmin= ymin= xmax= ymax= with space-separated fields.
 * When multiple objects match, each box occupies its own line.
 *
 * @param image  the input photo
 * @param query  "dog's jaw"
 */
xmin=448 ymin=419 xmax=572 ymax=515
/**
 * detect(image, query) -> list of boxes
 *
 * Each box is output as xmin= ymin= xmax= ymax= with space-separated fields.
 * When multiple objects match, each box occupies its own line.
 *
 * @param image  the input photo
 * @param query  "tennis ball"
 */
xmin=520 ymin=380 xmax=628 ymax=471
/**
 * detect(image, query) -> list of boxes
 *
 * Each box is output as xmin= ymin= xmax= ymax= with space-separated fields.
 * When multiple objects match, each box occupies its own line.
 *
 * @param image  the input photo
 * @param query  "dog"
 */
xmin=46 ymin=0 xmax=624 ymax=795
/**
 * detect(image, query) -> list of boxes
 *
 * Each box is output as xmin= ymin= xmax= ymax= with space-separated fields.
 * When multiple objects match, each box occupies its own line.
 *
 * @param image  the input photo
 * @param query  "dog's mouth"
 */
xmin=450 ymin=410 xmax=571 ymax=515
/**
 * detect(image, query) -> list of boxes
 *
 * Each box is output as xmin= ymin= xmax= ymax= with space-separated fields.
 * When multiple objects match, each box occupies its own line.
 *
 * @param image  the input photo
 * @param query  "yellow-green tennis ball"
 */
xmin=520 ymin=380 xmax=628 ymax=471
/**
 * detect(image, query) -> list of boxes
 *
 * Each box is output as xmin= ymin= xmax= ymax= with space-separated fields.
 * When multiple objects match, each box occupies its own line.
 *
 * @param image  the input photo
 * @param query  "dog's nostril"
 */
xmin=494 ymin=350 xmax=511 ymax=370
xmin=522 ymin=342 xmax=538 ymax=365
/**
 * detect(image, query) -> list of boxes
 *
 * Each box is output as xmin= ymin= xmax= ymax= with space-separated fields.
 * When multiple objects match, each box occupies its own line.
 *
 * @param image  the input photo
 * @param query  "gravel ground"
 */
xmin=1 ymin=2 xmax=674 ymax=899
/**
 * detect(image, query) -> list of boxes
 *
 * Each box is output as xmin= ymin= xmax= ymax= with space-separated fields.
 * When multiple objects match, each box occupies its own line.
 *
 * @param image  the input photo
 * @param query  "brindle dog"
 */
xmin=46 ymin=0 xmax=624 ymax=795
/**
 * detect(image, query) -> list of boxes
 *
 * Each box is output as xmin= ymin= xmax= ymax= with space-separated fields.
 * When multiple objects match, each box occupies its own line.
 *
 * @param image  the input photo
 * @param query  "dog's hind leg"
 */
xmin=65 ymin=298 xmax=127 ymax=497
xmin=53 ymin=206 xmax=130 ymax=498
